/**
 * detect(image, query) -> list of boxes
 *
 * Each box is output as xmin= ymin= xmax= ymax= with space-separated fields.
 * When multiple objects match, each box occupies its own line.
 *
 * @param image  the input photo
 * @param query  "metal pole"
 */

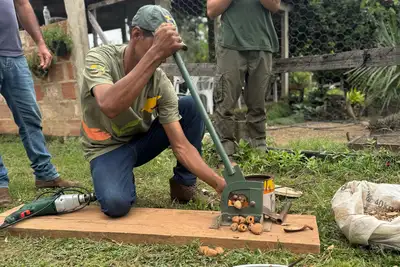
xmin=173 ymin=53 xmax=235 ymax=176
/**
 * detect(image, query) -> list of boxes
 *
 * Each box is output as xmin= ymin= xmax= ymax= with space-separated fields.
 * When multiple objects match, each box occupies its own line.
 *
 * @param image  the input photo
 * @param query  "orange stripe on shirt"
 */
xmin=82 ymin=120 xmax=111 ymax=141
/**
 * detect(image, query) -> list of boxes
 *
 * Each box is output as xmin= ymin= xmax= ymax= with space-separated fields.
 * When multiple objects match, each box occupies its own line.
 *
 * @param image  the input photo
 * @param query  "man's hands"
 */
xmin=37 ymin=43 xmax=53 ymax=69
xmin=151 ymin=23 xmax=185 ymax=61
xmin=162 ymin=121 xmax=227 ymax=196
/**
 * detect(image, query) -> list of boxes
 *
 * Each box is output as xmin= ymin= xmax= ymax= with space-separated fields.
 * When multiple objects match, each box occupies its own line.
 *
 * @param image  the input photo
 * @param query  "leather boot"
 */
xmin=169 ymin=178 xmax=197 ymax=204
xmin=35 ymin=177 xmax=81 ymax=189
xmin=0 ymin=188 xmax=12 ymax=208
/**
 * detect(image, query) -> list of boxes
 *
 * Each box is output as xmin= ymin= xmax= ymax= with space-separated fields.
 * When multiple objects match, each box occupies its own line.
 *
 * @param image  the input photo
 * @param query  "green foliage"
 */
xmin=326 ymin=87 xmax=345 ymax=96
xmin=174 ymin=18 xmax=209 ymax=63
xmin=266 ymin=102 xmax=292 ymax=121
xmin=289 ymin=72 xmax=312 ymax=87
xmin=42 ymin=25 xmax=73 ymax=54
xmin=282 ymin=0 xmax=379 ymax=57
xmin=346 ymin=88 xmax=365 ymax=106
xmin=346 ymin=15 xmax=400 ymax=112
xmin=26 ymin=24 xmax=73 ymax=79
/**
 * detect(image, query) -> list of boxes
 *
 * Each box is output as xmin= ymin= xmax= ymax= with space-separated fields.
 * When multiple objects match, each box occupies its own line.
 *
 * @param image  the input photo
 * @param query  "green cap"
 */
xmin=131 ymin=5 xmax=178 ymax=33
xmin=131 ymin=5 xmax=187 ymax=50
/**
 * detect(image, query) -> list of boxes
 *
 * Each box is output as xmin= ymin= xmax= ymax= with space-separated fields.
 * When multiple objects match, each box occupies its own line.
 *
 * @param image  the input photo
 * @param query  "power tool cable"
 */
xmin=0 ymin=186 xmax=94 ymax=230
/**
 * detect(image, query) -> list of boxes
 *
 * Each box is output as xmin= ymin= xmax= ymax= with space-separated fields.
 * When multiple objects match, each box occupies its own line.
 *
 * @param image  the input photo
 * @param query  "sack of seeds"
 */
xmin=331 ymin=180 xmax=400 ymax=250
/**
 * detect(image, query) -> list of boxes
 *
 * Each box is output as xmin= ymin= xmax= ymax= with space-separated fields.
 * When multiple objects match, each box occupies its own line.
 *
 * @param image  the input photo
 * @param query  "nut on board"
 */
xmin=230 ymin=222 xmax=239 ymax=231
xmin=238 ymin=224 xmax=248 ymax=232
xmin=232 ymin=216 xmax=240 ymax=224
xmin=239 ymin=216 xmax=246 ymax=224
xmin=249 ymin=223 xmax=263 ymax=235
xmin=246 ymin=215 xmax=255 ymax=224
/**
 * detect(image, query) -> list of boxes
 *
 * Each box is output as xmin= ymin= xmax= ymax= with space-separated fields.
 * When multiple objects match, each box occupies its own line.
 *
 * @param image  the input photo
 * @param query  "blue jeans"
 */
xmin=90 ymin=96 xmax=205 ymax=218
xmin=0 ymin=56 xmax=59 ymax=188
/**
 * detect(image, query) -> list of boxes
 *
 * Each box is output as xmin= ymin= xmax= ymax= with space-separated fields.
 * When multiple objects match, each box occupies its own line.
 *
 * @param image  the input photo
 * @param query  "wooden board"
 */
xmin=160 ymin=46 xmax=399 ymax=76
xmin=0 ymin=206 xmax=320 ymax=254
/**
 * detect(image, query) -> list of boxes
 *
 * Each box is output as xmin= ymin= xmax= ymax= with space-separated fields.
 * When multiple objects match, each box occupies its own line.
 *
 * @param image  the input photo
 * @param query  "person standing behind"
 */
xmin=0 ymin=0 xmax=79 ymax=207
xmin=207 ymin=0 xmax=280 ymax=165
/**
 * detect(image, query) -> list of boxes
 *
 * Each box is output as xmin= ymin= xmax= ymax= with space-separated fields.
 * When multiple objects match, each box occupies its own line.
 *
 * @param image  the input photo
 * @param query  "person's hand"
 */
xmin=215 ymin=176 xmax=227 ymax=196
xmin=37 ymin=43 xmax=53 ymax=69
xmin=152 ymin=23 xmax=185 ymax=61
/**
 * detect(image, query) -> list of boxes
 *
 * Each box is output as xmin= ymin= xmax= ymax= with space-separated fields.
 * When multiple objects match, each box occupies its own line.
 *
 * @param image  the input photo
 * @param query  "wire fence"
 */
xmin=168 ymin=0 xmax=400 ymax=119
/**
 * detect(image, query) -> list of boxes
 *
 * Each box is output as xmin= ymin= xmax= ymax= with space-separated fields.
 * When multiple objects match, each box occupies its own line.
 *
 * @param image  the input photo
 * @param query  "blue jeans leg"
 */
xmin=0 ymin=56 xmax=59 ymax=187
xmin=90 ymin=144 xmax=136 ymax=218
xmin=0 ymin=155 xmax=9 ymax=188
xmin=90 ymin=96 xmax=205 ymax=218
xmin=133 ymin=95 xmax=205 ymax=186
xmin=0 ymin=59 xmax=8 ymax=188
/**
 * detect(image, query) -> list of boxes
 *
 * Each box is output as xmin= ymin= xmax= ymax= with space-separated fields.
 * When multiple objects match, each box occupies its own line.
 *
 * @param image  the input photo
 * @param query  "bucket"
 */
xmin=246 ymin=174 xmax=276 ymax=213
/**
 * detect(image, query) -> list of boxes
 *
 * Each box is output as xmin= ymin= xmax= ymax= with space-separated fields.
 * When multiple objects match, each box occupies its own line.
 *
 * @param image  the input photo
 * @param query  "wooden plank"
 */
xmin=88 ymin=10 xmax=110 ymax=45
xmin=92 ymin=9 xmax=99 ymax=47
xmin=280 ymin=9 xmax=289 ymax=98
xmin=88 ymin=0 xmax=127 ymax=10
xmin=0 ymin=206 xmax=320 ymax=254
xmin=274 ymin=46 xmax=400 ymax=73
xmin=160 ymin=63 xmax=218 ymax=77
xmin=160 ymin=46 xmax=399 ymax=77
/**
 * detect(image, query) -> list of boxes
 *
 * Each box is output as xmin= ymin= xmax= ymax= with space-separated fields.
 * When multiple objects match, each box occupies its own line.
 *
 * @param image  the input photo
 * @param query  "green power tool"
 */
xmin=0 ymin=187 xmax=97 ymax=230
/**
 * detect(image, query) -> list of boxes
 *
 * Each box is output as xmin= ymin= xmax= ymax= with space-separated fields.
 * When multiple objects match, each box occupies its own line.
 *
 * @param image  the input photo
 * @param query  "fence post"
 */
xmin=280 ymin=9 xmax=289 ymax=100
xmin=64 ymin=0 xmax=90 ymax=92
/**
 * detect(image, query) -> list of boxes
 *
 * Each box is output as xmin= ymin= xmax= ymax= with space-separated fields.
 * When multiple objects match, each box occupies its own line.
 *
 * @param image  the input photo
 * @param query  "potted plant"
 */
xmin=42 ymin=25 xmax=73 ymax=57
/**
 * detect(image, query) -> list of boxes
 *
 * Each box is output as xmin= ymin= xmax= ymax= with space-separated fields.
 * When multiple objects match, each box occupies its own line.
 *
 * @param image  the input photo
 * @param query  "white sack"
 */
xmin=331 ymin=180 xmax=400 ymax=250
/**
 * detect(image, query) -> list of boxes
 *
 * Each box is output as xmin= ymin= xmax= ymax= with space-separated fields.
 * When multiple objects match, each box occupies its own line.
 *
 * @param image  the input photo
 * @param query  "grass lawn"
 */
xmin=0 ymin=135 xmax=399 ymax=267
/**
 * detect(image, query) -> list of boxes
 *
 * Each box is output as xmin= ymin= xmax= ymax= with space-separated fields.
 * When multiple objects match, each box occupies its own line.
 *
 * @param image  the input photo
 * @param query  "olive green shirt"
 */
xmin=80 ymin=44 xmax=181 ymax=162
xmin=219 ymin=0 xmax=279 ymax=52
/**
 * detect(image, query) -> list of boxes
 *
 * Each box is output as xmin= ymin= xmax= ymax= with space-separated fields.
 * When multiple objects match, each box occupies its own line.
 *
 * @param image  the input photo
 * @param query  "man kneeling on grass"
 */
xmin=80 ymin=5 xmax=226 ymax=218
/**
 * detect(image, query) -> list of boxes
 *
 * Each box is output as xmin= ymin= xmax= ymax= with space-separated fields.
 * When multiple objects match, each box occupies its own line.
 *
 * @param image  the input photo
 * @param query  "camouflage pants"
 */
xmin=213 ymin=46 xmax=273 ymax=156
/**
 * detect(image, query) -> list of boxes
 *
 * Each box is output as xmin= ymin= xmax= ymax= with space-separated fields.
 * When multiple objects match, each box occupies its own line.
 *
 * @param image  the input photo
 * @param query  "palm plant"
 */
xmin=345 ymin=15 xmax=400 ymax=112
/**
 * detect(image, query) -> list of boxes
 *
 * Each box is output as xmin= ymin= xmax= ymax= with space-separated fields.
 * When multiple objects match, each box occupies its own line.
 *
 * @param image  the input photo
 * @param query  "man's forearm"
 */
xmin=260 ymin=0 xmax=281 ymax=13
xmin=174 ymin=144 xmax=224 ymax=191
xmin=14 ymin=0 xmax=45 ymax=46
xmin=97 ymin=48 xmax=162 ymax=118
xmin=207 ymin=0 xmax=233 ymax=19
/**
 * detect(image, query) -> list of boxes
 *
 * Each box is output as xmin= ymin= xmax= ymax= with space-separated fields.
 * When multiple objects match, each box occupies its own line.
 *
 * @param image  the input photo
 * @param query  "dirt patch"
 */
xmin=267 ymin=122 xmax=369 ymax=146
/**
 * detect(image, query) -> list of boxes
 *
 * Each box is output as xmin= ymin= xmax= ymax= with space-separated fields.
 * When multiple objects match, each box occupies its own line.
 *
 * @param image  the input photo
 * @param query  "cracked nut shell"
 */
xmin=234 ymin=200 xmax=242 ymax=209
xmin=230 ymin=222 xmax=239 ymax=231
xmin=246 ymin=215 xmax=255 ymax=225
xmin=238 ymin=224 xmax=248 ymax=232
xmin=232 ymin=216 xmax=240 ymax=224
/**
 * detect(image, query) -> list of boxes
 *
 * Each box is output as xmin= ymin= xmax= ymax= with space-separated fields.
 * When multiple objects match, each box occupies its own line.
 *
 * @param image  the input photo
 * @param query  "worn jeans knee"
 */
xmin=100 ymin=192 xmax=133 ymax=218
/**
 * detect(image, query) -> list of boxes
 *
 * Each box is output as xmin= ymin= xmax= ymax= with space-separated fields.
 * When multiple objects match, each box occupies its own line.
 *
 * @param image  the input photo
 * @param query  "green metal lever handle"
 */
xmin=173 ymin=52 xmax=235 ymax=176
